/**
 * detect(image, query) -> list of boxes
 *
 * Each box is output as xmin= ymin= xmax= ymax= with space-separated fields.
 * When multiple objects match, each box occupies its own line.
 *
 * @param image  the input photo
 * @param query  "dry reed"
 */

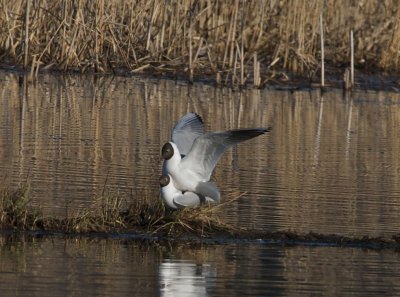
xmin=0 ymin=185 xmax=241 ymax=236
xmin=0 ymin=0 xmax=398 ymax=86
xmin=320 ymin=12 xmax=325 ymax=87
xmin=2 ymin=186 xmax=400 ymax=248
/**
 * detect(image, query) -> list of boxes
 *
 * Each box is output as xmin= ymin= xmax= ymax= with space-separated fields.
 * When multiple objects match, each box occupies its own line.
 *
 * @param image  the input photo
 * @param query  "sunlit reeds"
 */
xmin=2 ymin=185 xmax=400 ymax=248
xmin=0 ymin=185 xmax=239 ymax=236
xmin=0 ymin=0 xmax=398 ymax=86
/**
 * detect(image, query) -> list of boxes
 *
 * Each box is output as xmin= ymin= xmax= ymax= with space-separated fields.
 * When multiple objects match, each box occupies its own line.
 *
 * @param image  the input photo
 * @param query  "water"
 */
xmin=0 ymin=71 xmax=400 ymax=296
xmin=0 ymin=234 xmax=399 ymax=297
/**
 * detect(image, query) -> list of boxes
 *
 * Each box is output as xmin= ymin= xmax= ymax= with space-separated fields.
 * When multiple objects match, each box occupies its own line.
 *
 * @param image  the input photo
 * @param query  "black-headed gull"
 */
xmin=160 ymin=113 xmax=212 ymax=209
xmin=161 ymin=112 xmax=271 ymax=208
xmin=162 ymin=112 xmax=205 ymax=175
xmin=159 ymin=175 xmax=215 ymax=209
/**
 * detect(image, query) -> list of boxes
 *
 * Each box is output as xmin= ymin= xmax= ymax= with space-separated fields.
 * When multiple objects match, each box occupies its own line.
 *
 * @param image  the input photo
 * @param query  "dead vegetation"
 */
xmin=0 ymin=1 xmax=399 ymax=87
xmin=2 ymin=186 xmax=400 ymax=249
xmin=0 ymin=185 xmax=240 ymax=236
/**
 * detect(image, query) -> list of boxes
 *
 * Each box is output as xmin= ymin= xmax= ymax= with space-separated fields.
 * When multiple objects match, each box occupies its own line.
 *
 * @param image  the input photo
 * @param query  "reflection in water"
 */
xmin=159 ymin=260 xmax=216 ymax=297
xmin=0 ymin=72 xmax=400 ymax=237
xmin=1 ymin=234 xmax=400 ymax=297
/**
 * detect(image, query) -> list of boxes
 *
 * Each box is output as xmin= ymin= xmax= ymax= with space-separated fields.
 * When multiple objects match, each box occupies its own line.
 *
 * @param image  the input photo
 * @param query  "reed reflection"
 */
xmin=0 ymin=72 xmax=399 ymax=237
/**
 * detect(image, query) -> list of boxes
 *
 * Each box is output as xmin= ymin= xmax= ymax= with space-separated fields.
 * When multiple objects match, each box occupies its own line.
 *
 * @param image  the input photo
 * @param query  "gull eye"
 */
xmin=161 ymin=143 xmax=174 ymax=160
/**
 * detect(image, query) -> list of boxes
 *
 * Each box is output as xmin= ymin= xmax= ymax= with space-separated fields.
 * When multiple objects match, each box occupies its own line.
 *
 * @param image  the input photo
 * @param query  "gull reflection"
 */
xmin=159 ymin=259 xmax=216 ymax=297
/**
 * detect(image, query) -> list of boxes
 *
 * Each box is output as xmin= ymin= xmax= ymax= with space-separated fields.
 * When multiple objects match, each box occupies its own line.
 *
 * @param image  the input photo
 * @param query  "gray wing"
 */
xmin=180 ymin=128 xmax=270 ymax=181
xmin=174 ymin=191 xmax=202 ymax=208
xmin=172 ymin=113 xmax=204 ymax=156
xmin=195 ymin=181 xmax=220 ymax=202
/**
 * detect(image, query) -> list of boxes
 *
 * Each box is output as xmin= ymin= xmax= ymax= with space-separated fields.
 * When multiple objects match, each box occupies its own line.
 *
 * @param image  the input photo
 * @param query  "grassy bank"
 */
xmin=0 ymin=185 xmax=238 ymax=236
xmin=2 ymin=186 xmax=400 ymax=249
xmin=0 ymin=0 xmax=399 ymax=87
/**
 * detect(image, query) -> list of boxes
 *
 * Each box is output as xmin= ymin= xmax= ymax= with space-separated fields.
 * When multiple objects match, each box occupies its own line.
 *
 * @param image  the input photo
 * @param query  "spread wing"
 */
xmin=180 ymin=128 xmax=270 ymax=181
xmin=171 ymin=112 xmax=204 ymax=156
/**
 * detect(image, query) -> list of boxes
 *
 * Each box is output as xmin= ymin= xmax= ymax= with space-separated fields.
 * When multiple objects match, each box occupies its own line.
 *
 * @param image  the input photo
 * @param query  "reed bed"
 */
xmin=2 ymin=186 xmax=400 ymax=248
xmin=0 ymin=0 xmax=399 ymax=87
xmin=0 ymin=185 xmax=239 ymax=236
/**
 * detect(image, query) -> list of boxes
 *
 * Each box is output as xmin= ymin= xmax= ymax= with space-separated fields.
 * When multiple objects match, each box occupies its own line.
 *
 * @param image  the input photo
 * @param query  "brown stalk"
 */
xmin=320 ymin=12 xmax=325 ymax=87
xmin=23 ymin=0 xmax=30 ymax=69
xmin=0 ymin=0 xmax=397 ymax=87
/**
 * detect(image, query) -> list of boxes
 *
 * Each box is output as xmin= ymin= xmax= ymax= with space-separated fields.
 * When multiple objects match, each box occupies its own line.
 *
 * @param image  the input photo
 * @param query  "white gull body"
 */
xmin=161 ymin=112 xmax=271 ymax=208
xmin=160 ymin=113 xmax=213 ymax=209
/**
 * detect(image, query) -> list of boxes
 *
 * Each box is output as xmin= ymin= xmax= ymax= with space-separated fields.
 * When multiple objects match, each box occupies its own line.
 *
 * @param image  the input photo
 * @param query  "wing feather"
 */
xmin=171 ymin=112 xmax=204 ymax=155
xmin=180 ymin=128 xmax=270 ymax=180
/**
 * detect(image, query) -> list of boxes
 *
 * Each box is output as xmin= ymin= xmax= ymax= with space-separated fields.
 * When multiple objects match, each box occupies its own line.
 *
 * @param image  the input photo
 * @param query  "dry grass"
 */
xmin=2 ymin=186 xmax=400 ymax=248
xmin=0 ymin=184 xmax=36 ymax=228
xmin=0 ymin=185 xmax=241 ymax=236
xmin=0 ymin=1 xmax=399 ymax=87
xmin=148 ymin=193 xmax=247 ymax=236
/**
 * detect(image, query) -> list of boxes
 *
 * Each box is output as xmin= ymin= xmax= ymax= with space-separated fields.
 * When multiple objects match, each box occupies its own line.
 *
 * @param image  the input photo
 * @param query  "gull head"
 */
xmin=161 ymin=142 xmax=176 ymax=160
xmin=159 ymin=175 xmax=170 ymax=187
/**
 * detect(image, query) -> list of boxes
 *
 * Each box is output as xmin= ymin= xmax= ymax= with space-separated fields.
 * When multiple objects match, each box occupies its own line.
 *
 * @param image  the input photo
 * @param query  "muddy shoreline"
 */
xmin=2 ymin=228 xmax=400 ymax=250
xmin=2 ymin=187 xmax=399 ymax=250
xmin=2 ymin=64 xmax=400 ymax=93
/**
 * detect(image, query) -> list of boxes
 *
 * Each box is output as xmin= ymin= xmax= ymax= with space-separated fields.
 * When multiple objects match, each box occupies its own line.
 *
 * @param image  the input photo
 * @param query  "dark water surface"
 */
xmin=1 ymin=72 xmax=400 ymax=296
xmin=1 ymin=234 xmax=400 ymax=297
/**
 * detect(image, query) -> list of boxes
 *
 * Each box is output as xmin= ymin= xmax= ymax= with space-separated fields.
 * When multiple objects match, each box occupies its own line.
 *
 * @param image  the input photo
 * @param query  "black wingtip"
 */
xmin=254 ymin=126 xmax=272 ymax=134
xmin=225 ymin=127 xmax=272 ymax=143
xmin=191 ymin=112 xmax=204 ymax=125
xmin=234 ymin=127 xmax=272 ymax=134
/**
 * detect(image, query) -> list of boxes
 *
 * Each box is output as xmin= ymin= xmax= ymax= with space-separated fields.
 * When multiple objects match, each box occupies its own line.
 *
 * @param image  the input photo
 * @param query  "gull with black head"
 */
xmin=160 ymin=112 xmax=271 ymax=209
xmin=160 ymin=113 xmax=213 ymax=209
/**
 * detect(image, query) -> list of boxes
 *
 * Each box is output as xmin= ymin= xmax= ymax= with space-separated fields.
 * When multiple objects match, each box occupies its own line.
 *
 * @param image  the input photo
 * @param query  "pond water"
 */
xmin=0 ymin=71 xmax=400 ymax=296
xmin=0 ymin=234 xmax=400 ymax=297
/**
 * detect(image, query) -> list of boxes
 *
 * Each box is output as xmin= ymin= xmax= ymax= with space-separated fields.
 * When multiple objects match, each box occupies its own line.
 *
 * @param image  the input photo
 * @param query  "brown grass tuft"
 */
xmin=0 ymin=185 xmax=241 ymax=237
